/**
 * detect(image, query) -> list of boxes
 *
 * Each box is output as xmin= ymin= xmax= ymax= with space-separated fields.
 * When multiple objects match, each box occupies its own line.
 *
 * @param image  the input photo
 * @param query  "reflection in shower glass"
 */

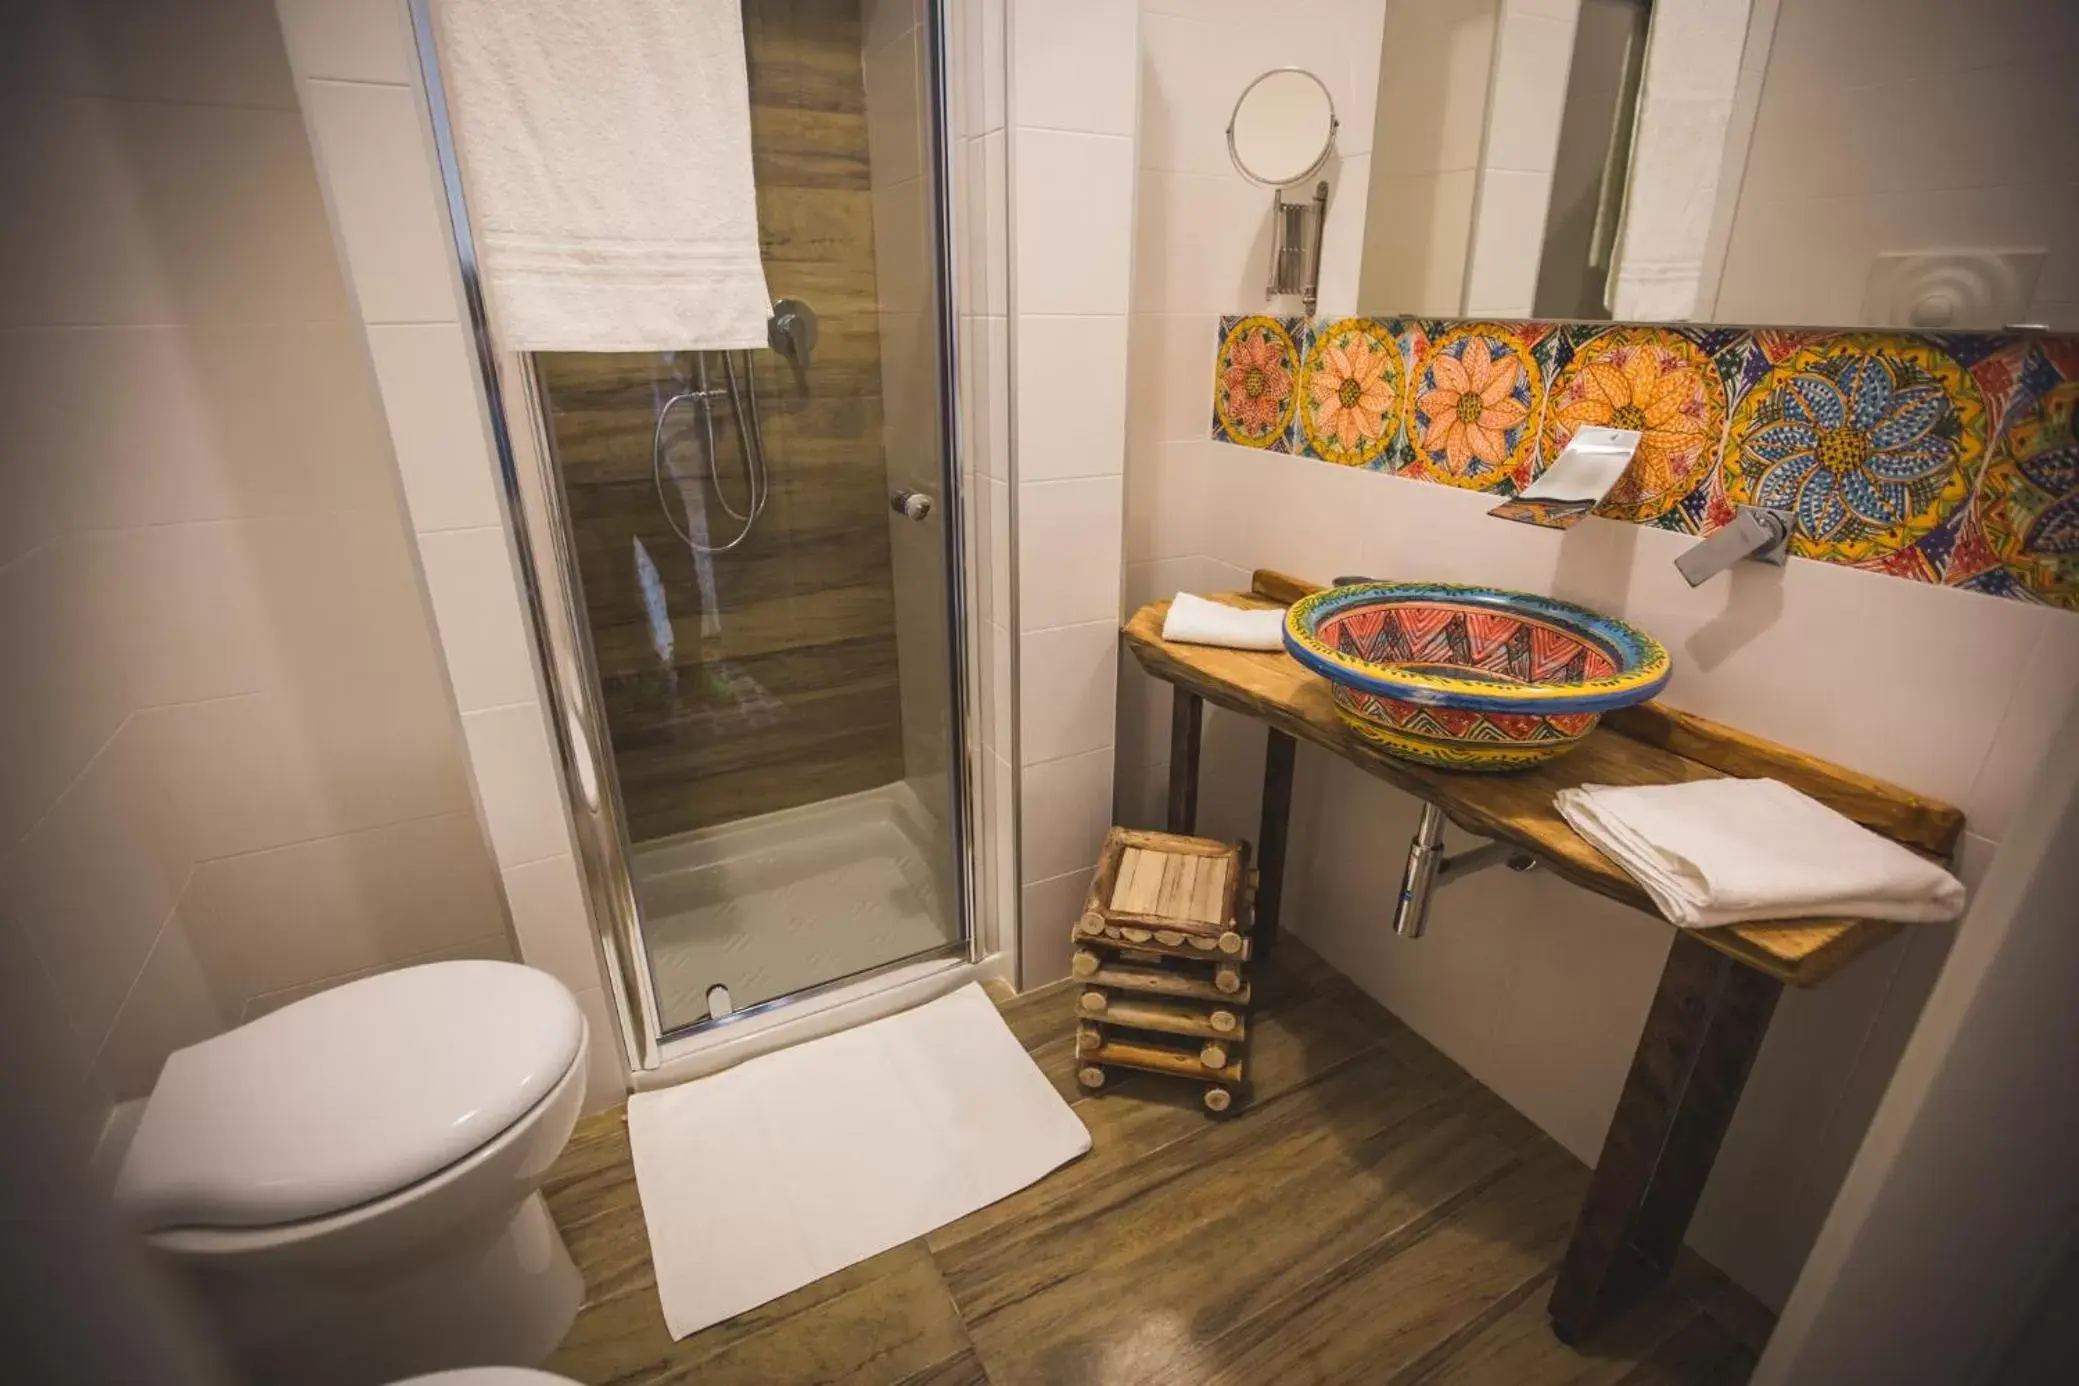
xmin=532 ymin=0 xmax=961 ymax=1035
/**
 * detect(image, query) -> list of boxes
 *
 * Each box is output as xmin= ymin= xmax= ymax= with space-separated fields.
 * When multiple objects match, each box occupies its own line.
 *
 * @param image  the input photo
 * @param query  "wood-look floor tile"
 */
xmin=538 ymin=945 xmax=1767 ymax=1386
xmin=927 ymin=987 xmax=1388 ymax=1263
xmin=893 ymin=1348 xmax=992 ymax=1385
xmin=939 ymin=1041 xmax=1528 ymax=1384
xmin=1179 ymin=1144 xmax=1590 ymax=1386
xmin=1611 ymin=1311 xmax=1756 ymax=1385
xmin=1407 ymin=1269 xmax=1707 ymax=1386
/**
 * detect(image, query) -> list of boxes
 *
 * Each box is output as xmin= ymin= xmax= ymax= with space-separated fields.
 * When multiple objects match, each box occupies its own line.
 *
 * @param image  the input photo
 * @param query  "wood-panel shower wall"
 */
xmin=535 ymin=0 xmax=903 ymax=845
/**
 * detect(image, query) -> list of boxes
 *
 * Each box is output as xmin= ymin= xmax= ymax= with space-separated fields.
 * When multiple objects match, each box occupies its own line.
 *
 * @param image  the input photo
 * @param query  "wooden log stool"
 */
xmin=1069 ymin=827 xmax=1255 ymax=1114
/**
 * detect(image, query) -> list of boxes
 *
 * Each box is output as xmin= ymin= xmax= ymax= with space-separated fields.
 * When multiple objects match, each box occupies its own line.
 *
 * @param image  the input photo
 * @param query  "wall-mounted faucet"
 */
xmin=1674 ymin=505 xmax=1793 ymax=587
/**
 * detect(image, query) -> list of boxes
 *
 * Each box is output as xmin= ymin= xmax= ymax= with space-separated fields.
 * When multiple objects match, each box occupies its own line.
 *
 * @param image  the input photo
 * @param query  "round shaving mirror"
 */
xmin=1227 ymin=69 xmax=1337 ymax=187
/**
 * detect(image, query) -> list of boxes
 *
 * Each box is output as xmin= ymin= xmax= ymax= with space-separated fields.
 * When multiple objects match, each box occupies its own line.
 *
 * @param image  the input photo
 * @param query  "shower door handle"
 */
xmin=891 ymin=489 xmax=935 ymax=522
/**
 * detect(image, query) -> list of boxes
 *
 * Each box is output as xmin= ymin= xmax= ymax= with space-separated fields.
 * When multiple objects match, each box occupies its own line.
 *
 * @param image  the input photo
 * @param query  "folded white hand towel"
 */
xmin=433 ymin=0 xmax=774 ymax=351
xmin=1554 ymin=778 xmax=1965 ymax=928
xmin=1161 ymin=593 xmax=1287 ymax=651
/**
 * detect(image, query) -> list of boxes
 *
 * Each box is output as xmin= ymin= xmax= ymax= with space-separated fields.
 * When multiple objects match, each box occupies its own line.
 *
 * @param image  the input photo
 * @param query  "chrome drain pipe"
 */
xmin=1392 ymin=801 xmax=1538 ymax=938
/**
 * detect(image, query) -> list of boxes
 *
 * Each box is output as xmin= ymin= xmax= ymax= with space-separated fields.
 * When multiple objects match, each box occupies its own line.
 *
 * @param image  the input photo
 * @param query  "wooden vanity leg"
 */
xmin=1166 ymin=688 xmax=1203 ymax=835
xmin=1548 ymin=932 xmax=1783 ymax=1344
xmin=1252 ymin=730 xmax=1296 ymax=955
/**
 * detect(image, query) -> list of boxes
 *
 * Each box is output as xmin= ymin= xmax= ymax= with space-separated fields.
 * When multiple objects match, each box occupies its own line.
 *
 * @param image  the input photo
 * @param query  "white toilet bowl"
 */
xmin=114 ymin=961 xmax=591 ymax=1386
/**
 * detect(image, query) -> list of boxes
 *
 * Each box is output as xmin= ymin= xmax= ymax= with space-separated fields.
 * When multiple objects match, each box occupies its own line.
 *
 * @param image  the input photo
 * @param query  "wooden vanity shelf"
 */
xmin=1071 ymin=827 xmax=1256 ymax=1113
xmin=1122 ymin=568 xmax=1966 ymax=1341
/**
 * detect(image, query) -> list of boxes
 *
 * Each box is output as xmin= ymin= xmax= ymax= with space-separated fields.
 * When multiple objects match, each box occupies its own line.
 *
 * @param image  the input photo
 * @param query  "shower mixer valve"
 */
xmin=768 ymin=298 xmax=818 ymax=391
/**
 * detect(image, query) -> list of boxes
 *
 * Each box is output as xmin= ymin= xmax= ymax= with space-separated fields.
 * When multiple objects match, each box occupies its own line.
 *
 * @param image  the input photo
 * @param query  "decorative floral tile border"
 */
xmin=1211 ymin=315 xmax=2079 ymax=610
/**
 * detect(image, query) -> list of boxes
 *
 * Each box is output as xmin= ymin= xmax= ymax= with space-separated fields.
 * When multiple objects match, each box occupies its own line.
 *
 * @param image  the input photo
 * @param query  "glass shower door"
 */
xmin=528 ymin=0 xmax=963 ymax=1037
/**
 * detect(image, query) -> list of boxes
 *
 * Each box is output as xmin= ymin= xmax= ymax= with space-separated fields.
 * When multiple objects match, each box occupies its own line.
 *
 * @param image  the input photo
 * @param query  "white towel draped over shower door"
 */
xmin=431 ymin=0 xmax=774 ymax=352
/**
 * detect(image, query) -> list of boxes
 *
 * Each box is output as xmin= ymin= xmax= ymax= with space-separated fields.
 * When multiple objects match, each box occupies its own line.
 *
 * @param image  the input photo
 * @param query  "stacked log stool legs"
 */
xmin=1070 ymin=827 xmax=1257 ymax=1114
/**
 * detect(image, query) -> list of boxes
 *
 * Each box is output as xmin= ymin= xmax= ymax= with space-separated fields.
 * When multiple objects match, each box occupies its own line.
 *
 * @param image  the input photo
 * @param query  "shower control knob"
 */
xmin=891 ymin=489 xmax=934 ymax=522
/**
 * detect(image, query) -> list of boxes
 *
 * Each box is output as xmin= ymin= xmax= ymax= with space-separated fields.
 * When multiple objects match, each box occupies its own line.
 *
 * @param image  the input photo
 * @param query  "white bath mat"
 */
xmin=626 ymin=982 xmax=1090 ymax=1339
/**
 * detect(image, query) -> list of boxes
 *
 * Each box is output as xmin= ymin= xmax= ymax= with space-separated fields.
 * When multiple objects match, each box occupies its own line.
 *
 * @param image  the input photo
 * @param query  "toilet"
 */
xmin=112 ymin=961 xmax=591 ymax=1386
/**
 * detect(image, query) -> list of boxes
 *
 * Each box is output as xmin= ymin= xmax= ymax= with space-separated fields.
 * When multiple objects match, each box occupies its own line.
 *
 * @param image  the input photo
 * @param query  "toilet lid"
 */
xmin=117 ymin=961 xmax=585 ymax=1232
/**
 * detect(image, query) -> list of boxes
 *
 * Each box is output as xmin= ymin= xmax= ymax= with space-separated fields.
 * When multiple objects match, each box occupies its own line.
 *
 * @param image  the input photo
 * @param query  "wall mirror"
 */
xmin=1228 ymin=68 xmax=1338 ymax=187
xmin=1351 ymin=0 xmax=2073 ymax=330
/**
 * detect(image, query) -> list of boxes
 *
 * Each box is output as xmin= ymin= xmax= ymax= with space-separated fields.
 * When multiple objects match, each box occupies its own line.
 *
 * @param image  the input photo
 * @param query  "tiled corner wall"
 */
xmin=271 ymin=0 xmax=625 ymax=1110
xmin=0 ymin=0 xmax=509 ymax=1146
xmin=1213 ymin=315 xmax=2079 ymax=608
xmin=1003 ymin=0 xmax=1142 ymax=987
xmin=1120 ymin=0 xmax=1388 ymax=845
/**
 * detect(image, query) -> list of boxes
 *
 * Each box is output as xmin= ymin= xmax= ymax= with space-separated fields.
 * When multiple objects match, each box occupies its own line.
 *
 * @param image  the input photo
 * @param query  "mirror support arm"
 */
xmin=1303 ymin=180 xmax=1328 ymax=317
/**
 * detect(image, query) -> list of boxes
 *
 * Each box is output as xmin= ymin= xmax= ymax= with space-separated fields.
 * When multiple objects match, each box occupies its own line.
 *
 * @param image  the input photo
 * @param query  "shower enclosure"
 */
xmin=415 ymin=0 xmax=975 ymax=1062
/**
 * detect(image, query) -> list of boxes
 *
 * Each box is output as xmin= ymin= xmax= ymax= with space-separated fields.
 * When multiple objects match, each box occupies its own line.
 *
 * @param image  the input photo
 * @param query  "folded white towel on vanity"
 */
xmin=1554 ymin=778 xmax=1966 ymax=928
xmin=1161 ymin=592 xmax=1287 ymax=650
xmin=432 ymin=0 xmax=773 ymax=351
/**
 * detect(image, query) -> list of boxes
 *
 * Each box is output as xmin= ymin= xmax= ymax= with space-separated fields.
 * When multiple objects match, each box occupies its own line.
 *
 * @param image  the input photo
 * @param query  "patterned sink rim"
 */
xmin=1283 ymin=581 xmax=1673 ymax=715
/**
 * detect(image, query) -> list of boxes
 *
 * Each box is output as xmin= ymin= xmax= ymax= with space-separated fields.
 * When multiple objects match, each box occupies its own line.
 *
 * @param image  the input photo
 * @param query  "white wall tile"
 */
xmin=1019 ymin=746 xmax=1114 ymax=884
xmin=979 ymin=131 xmax=1008 ymax=315
xmin=366 ymin=321 xmax=505 ymax=533
xmin=244 ymin=513 xmax=477 ymax=832
xmin=1715 ymin=0 xmax=2069 ymax=328
xmin=132 ymin=693 xmax=337 ymax=860
xmin=462 ymin=701 xmax=573 ymax=868
xmin=987 ymin=618 xmax=1013 ymax=757
xmin=973 ymin=314 xmax=1011 ymax=481
xmin=0 ymin=913 xmax=111 ymax=1169
xmin=1012 ymin=130 xmax=1134 ymax=315
xmin=0 ymin=543 xmax=135 ymax=850
xmin=1018 ymin=619 xmax=1118 ymax=765
xmin=1124 ymin=312 xmax=1221 ymax=454
xmin=986 ymin=477 xmax=1011 ymax=619
xmin=1 ymin=0 xmax=300 ymax=107
xmin=981 ymin=0 xmax=1007 ymax=133
xmin=302 ymin=77 xmax=458 ymax=324
xmin=1356 ymin=168 xmax=1477 ymax=315
xmin=95 ymin=910 xmax=226 ymax=1101
xmin=1316 ymin=153 xmax=1371 ymax=316
xmin=0 ymin=324 xmax=388 ymax=530
xmin=1019 ymin=865 xmax=1093 ymax=986
xmin=415 ymin=526 xmax=539 ymax=712
xmin=1482 ymin=9 xmax=1576 ymax=173
xmin=1124 ymin=440 xmax=1209 ymax=565
xmin=1 ymin=0 xmax=510 ymax=1135
xmin=501 ymin=852 xmax=600 ymax=994
xmin=572 ymin=983 xmax=630 ymax=1113
xmin=77 ymin=523 xmax=273 ymax=708
xmin=1016 ymin=476 xmax=1124 ymax=631
xmin=1 ymin=725 xmax=189 ymax=1049
xmin=1015 ymin=316 xmax=1129 ymax=479
xmin=0 ymin=98 xmax=349 ymax=327
xmin=1012 ymin=0 xmax=1138 ymax=136
xmin=1371 ymin=0 xmax=1499 ymax=180
xmin=239 ymin=928 xmax=511 ymax=1020
xmin=276 ymin=0 xmax=417 ymax=84
xmin=179 ymin=810 xmax=503 ymax=1015
xmin=1463 ymin=167 xmax=1553 ymax=316
xmin=1132 ymin=171 xmax=1272 ymax=316
xmin=1966 ymin=614 xmax=2079 ymax=842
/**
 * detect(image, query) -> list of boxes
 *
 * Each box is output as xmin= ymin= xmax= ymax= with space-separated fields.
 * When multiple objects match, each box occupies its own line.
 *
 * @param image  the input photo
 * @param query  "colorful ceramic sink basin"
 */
xmin=1283 ymin=582 xmax=1672 ymax=770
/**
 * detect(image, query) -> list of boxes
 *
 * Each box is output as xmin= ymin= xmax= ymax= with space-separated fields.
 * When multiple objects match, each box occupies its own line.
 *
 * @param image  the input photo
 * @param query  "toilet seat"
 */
xmin=118 ymin=961 xmax=584 ymax=1233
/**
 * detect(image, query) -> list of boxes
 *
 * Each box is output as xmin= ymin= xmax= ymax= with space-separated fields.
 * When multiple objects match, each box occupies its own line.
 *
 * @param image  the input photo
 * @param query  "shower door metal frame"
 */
xmin=406 ymin=0 xmax=979 ymax=1070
